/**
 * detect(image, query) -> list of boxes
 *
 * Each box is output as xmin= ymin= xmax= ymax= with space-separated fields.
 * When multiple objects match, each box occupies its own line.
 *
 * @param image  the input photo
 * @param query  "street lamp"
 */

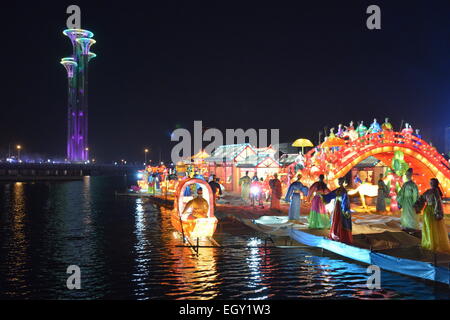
xmin=16 ymin=145 xmax=21 ymax=162
xmin=144 ymin=148 xmax=149 ymax=165
xmin=84 ymin=148 xmax=90 ymax=164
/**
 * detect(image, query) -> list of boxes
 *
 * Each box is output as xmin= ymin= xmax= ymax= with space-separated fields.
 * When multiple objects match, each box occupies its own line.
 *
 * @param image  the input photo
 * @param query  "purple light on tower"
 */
xmin=60 ymin=57 xmax=77 ymax=77
xmin=61 ymin=29 xmax=96 ymax=162
xmin=60 ymin=57 xmax=78 ymax=160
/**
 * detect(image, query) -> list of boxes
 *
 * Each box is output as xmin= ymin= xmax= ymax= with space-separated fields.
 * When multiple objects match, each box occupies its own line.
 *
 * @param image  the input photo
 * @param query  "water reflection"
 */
xmin=132 ymin=198 xmax=152 ymax=298
xmin=0 ymin=177 xmax=448 ymax=300
xmin=2 ymin=183 xmax=28 ymax=297
xmin=244 ymin=238 xmax=270 ymax=299
xmin=82 ymin=176 xmax=92 ymax=226
xmin=173 ymin=246 xmax=219 ymax=300
xmin=159 ymin=206 xmax=220 ymax=300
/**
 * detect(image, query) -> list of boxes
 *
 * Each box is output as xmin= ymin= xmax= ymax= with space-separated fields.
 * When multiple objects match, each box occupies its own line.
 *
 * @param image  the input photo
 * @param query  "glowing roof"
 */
xmin=60 ymin=58 xmax=77 ymax=77
xmin=60 ymin=58 xmax=77 ymax=66
xmin=192 ymin=150 xmax=210 ymax=160
xmin=205 ymin=144 xmax=257 ymax=162
xmin=236 ymin=153 xmax=280 ymax=168
xmin=61 ymin=56 xmax=76 ymax=62
xmin=63 ymin=29 xmax=94 ymax=39
xmin=76 ymin=38 xmax=96 ymax=55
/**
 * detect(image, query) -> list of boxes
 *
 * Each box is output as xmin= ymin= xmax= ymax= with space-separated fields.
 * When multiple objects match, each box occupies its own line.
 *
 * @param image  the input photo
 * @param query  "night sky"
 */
xmin=1 ymin=1 xmax=450 ymax=163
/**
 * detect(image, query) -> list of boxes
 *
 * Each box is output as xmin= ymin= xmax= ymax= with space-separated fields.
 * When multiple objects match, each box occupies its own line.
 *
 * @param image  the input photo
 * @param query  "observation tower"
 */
xmin=61 ymin=29 xmax=96 ymax=162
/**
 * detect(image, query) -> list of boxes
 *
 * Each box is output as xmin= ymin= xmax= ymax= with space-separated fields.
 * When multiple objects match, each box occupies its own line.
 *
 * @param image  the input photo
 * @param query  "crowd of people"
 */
xmin=238 ymin=170 xmax=449 ymax=254
xmin=238 ymin=171 xmax=284 ymax=210
xmin=325 ymin=118 xmax=422 ymax=142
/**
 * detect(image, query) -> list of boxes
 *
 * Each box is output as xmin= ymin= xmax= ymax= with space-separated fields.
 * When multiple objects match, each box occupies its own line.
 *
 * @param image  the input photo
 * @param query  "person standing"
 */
xmin=250 ymin=178 xmax=264 ymax=208
xmin=209 ymin=177 xmax=222 ymax=206
xmin=149 ymin=173 xmax=156 ymax=195
xmin=269 ymin=173 xmax=282 ymax=211
xmin=412 ymin=129 xmax=422 ymax=148
xmin=322 ymin=178 xmax=353 ymax=244
xmin=346 ymin=121 xmax=358 ymax=141
xmin=239 ymin=171 xmax=252 ymax=201
xmin=382 ymin=117 xmax=393 ymax=131
xmin=285 ymin=174 xmax=308 ymax=221
xmin=376 ymin=174 xmax=389 ymax=213
xmin=397 ymin=168 xmax=419 ymax=231
xmin=356 ymin=121 xmax=368 ymax=137
xmin=368 ymin=118 xmax=382 ymax=134
xmin=337 ymin=124 xmax=344 ymax=138
xmin=381 ymin=117 xmax=394 ymax=143
xmin=215 ymin=177 xmax=222 ymax=195
xmin=415 ymin=178 xmax=450 ymax=253
xmin=307 ymin=174 xmax=331 ymax=229
xmin=402 ymin=123 xmax=414 ymax=136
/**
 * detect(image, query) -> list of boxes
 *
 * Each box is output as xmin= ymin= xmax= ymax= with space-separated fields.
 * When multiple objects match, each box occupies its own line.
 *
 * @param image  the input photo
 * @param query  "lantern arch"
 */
xmin=301 ymin=132 xmax=450 ymax=196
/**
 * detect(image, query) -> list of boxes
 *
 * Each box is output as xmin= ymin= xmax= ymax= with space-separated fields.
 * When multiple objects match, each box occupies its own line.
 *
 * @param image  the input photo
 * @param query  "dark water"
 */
xmin=0 ymin=176 xmax=448 ymax=300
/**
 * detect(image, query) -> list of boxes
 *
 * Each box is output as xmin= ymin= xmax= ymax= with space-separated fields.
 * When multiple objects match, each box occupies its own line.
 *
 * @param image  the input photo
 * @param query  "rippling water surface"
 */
xmin=0 ymin=177 xmax=448 ymax=300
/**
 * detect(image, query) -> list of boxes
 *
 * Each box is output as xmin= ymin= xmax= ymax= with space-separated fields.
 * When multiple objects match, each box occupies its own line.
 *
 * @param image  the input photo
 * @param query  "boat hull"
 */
xmin=171 ymin=215 xmax=218 ymax=239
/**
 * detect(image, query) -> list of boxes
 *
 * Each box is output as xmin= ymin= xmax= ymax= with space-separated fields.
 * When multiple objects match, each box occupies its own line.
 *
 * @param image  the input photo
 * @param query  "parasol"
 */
xmin=321 ymin=137 xmax=346 ymax=148
xmin=192 ymin=150 xmax=210 ymax=160
xmin=292 ymin=138 xmax=314 ymax=154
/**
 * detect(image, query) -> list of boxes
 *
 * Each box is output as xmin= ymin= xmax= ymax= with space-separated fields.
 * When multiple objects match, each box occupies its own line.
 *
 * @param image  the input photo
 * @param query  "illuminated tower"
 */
xmin=61 ymin=29 xmax=96 ymax=162
xmin=60 ymin=57 xmax=78 ymax=160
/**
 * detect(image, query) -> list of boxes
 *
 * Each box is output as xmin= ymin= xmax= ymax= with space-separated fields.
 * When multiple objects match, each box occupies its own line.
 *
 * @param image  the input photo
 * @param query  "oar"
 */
xmin=178 ymin=190 xmax=187 ymax=243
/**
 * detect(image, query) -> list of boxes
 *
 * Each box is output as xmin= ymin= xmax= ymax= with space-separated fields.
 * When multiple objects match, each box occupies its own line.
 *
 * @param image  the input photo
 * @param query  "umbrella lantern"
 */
xmin=292 ymin=138 xmax=314 ymax=154
xmin=192 ymin=150 xmax=210 ymax=160
xmin=321 ymin=137 xmax=346 ymax=148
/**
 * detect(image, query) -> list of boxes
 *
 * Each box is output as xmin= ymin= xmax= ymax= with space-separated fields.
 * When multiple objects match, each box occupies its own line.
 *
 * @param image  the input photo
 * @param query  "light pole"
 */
xmin=16 ymin=145 xmax=21 ymax=162
xmin=144 ymin=148 xmax=149 ymax=165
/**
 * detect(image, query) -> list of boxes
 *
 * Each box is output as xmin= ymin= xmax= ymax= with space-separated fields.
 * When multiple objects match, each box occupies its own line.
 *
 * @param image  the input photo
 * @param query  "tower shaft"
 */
xmin=67 ymin=70 xmax=78 ymax=160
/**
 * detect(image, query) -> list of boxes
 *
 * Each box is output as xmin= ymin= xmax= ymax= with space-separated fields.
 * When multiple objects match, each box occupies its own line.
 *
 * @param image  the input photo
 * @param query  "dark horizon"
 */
xmin=1 ymin=1 xmax=450 ymax=163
